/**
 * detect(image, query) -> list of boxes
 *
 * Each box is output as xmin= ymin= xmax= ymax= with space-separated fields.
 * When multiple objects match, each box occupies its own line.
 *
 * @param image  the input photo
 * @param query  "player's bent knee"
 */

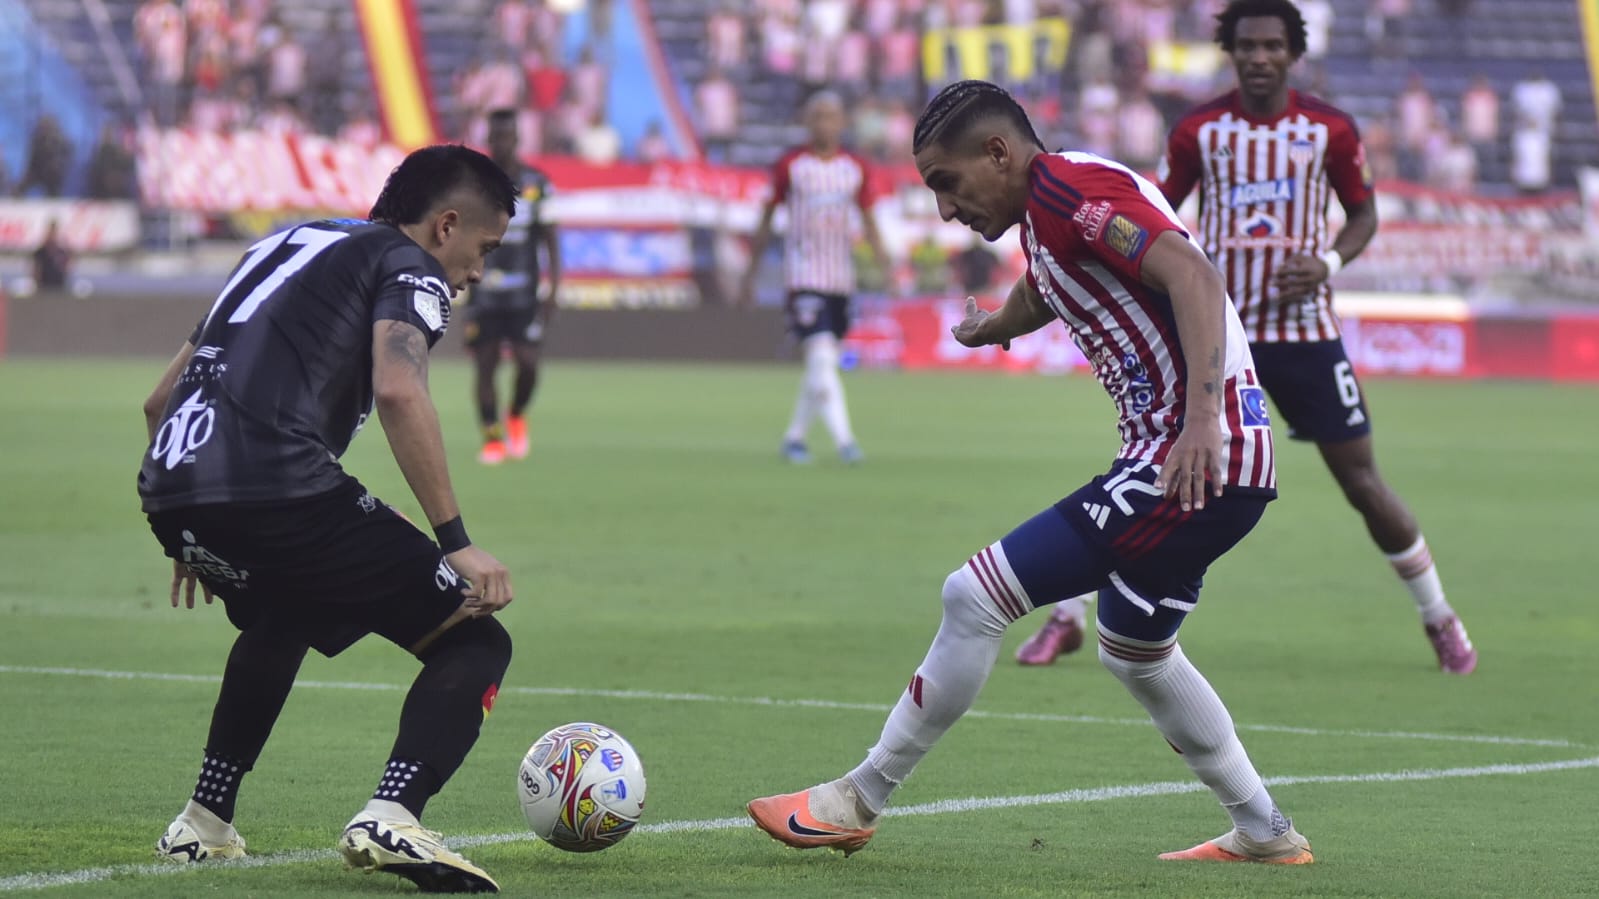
xmin=418 ymin=614 xmax=513 ymax=668
xmin=941 ymin=567 xmax=1008 ymax=637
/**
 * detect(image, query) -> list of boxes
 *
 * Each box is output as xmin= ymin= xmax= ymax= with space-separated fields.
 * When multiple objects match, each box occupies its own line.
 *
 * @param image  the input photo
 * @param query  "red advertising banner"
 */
xmin=846 ymin=298 xmax=1599 ymax=382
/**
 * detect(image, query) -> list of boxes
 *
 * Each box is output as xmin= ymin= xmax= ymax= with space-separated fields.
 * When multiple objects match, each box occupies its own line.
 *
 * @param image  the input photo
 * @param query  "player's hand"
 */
xmin=951 ymin=296 xmax=1009 ymax=350
xmin=170 ymin=560 xmax=214 ymax=609
xmin=445 ymin=545 xmax=513 ymax=617
xmin=1153 ymin=416 xmax=1225 ymax=511
xmin=1272 ymin=254 xmax=1328 ymax=302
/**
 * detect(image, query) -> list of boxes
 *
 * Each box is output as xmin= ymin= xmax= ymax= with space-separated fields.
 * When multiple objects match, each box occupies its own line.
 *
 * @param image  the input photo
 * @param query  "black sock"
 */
xmin=192 ymin=626 xmax=307 ymax=823
xmin=374 ymin=757 xmax=443 ymax=818
xmin=382 ymin=617 xmax=513 ymax=819
xmin=510 ymin=364 xmax=538 ymax=417
xmin=192 ymin=751 xmax=247 ymax=822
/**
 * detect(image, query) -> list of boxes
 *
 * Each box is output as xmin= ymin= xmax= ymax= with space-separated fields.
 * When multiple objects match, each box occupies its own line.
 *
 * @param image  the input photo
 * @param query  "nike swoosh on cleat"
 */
xmin=786 ymin=813 xmax=847 ymax=837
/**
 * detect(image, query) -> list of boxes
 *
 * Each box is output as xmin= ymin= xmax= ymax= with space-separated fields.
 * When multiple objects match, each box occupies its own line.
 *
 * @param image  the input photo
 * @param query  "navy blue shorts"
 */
xmin=785 ymin=291 xmax=851 ymax=341
xmin=993 ymin=461 xmax=1271 ymax=642
xmin=1249 ymin=339 xmax=1372 ymax=443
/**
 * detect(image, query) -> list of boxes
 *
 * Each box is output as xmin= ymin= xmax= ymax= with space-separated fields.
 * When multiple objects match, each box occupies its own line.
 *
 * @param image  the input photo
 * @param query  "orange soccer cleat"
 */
xmin=1158 ymin=825 xmax=1313 ymax=864
xmin=747 ymin=781 xmax=877 ymax=856
xmin=478 ymin=439 xmax=507 ymax=466
xmin=505 ymin=416 xmax=530 ymax=460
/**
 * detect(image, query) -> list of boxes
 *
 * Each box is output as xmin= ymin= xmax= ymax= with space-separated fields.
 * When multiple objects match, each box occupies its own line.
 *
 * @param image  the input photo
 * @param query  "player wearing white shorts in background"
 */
xmin=740 ymin=91 xmax=893 ymax=465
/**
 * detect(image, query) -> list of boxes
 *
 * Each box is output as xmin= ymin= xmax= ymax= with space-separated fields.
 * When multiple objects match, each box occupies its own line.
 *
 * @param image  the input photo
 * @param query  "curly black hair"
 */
xmin=1214 ymin=0 xmax=1308 ymax=58
xmin=369 ymin=144 xmax=518 ymax=226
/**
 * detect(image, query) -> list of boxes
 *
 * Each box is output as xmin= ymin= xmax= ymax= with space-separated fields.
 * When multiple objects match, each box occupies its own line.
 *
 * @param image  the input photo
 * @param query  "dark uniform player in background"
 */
xmin=140 ymin=145 xmax=517 ymax=893
xmin=466 ymin=108 xmax=561 ymax=465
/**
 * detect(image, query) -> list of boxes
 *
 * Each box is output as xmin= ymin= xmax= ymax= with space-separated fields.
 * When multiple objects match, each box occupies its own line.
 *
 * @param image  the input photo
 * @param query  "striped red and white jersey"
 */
xmin=1023 ymin=152 xmax=1275 ymax=492
xmin=769 ymin=147 xmax=877 ymax=294
xmin=1159 ymin=90 xmax=1374 ymax=344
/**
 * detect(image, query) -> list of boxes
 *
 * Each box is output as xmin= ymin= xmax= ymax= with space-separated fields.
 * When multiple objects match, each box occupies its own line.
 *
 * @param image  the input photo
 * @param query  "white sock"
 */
xmin=1052 ymin=594 xmax=1091 ymax=624
xmin=849 ymin=545 xmax=1031 ymax=810
xmin=1385 ymin=536 xmax=1454 ymax=624
xmin=179 ymin=799 xmax=235 ymax=843
xmin=363 ymin=798 xmax=420 ymax=827
xmin=1097 ymin=630 xmax=1285 ymax=840
xmin=806 ymin=334 xmax=857 ymax=449
xmin=783 ymin=365 xmax=818 ymax=444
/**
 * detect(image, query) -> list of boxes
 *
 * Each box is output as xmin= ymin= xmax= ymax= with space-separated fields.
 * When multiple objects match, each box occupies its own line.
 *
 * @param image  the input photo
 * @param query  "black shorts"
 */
xmin=465 ymin=303 xmax=543 ymax=348
xmin=785 ymin=291 xmax=851 ymax=341
xmin=146 ymin=478 xmax=463 ymax=657
xmin=1249 ymin=339 xmax=1373 ymax=443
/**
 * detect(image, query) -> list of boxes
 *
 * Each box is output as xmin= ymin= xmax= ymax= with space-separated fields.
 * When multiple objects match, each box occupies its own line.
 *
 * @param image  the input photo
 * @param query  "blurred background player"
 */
xmin=1160 ymin=0 xmax=1475 ymax=673
xmin=466 ymin=108 xmax=562 ymax=465
xmin=740 ymin=90 xmax=892 ymax=465
xmin=750 ymin=80 xmax=1313 ymax=865
xmin=139 ymin=145 xmax=517 ymax=892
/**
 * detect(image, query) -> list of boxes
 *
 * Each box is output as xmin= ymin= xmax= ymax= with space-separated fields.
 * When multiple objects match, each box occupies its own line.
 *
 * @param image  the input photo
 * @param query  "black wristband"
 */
xmin=433 ymin=516 xmax=471 ymax=553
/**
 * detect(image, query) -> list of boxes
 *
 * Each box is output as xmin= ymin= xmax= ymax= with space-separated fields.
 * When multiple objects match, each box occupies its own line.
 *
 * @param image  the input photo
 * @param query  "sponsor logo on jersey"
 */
xmin=1239 ymin=385 xmax=1271 ymax=427
xmin=397 ymin=272 xmax=450 ymax=298
xmin=1122 ymin=353 xmax=1155 ymax=414
xmin=356 ymin=491 xmax=378 ymax=513
xmin=1073 ymin=200 xmax=1113 ymax=241
xmin=152 ymin=389 xmax=216 ymax=470
xmin=1221 ymin=211 xmax=1296 ymax=249
xmin=179 ymin=529 xmax=250 ymax=587
xmin=1103 ymin=215 xmax=1148 ymax=259
xmin=1228 ymin=178 xmax=1294 ymax=207
xmin=1288 ymin=139 xmax=1316 ymax=166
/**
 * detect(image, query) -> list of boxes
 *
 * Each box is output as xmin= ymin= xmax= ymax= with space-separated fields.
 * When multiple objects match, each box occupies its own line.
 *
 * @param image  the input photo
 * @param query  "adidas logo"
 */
xmin=1082 ymin=502 xmax=1111 ymax=529
xmin=1346 ymin=407 xmax=1367 ymax=427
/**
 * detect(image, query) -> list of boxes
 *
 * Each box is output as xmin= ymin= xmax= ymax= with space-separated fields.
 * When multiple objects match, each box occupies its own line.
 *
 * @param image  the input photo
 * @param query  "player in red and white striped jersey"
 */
xmin=1159 ymin=0 xmax=1474 ymax=674
xmin=740 ymin=91 xmax=892 ymax=465
xmin=749 ymin=81 xmax=1313 ymax=866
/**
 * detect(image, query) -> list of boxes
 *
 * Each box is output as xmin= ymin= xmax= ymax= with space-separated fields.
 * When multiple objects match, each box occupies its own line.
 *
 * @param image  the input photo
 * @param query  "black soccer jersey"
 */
xmin=473 ymin=164 xmax=552 ymax=311
xmin=139 ymin=220 xmax=453 ymax=512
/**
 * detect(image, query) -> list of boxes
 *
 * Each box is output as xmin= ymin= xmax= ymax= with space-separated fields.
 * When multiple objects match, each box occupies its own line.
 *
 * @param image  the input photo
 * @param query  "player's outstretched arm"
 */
xmin=372 ymin=319 xmax=512 ymax=613
xmin=950 ymin=276 xmax=1053 ymax=350
xmin=1140 ymin=231 xmax=1227 ymax=511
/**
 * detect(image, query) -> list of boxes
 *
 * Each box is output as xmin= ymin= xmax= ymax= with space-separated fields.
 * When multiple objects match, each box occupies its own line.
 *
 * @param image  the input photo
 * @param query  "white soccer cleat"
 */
xmin=339 ymin=811 xmax=499 ymax=894
xmin=155 ymin=815 xmax=247 ymax=863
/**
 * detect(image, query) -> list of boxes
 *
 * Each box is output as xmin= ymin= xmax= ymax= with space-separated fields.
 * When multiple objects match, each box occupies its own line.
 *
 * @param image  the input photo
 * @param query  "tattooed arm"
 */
xmin=1138 ymin=230 xmax=1229 ymax=511
xmin=371 ymin=319 xmax=462 ymax=529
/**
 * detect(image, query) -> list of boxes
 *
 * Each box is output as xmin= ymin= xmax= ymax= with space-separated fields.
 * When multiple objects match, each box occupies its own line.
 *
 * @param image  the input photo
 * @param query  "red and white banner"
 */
xmin=0 ymin=200 xmax=141 ymax=253
xmin=845 ymin=297 xmax=1599 ymax=382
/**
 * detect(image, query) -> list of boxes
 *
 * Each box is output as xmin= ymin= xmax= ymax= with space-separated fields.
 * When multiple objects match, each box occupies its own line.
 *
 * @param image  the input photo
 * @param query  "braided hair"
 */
xmin=911 ymin=80 xmax=1045 ymax=156
xmin=1214 ymin=0 xmax=1308 ymax=57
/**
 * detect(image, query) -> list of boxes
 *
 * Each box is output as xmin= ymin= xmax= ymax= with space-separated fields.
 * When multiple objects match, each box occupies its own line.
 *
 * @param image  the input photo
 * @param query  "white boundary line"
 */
xmin=3 ymin=756 xmax=1597 ymax=892
xmin=0 ymin=665 xmax=1582 ymax=749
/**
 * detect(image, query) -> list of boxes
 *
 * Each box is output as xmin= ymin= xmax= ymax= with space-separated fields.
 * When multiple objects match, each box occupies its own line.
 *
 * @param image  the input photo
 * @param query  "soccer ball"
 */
xmin=518 ymin=722 xmax=646 ymax=852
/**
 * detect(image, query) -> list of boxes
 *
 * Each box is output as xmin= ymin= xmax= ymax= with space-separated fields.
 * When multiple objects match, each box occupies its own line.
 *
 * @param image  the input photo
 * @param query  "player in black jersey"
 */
xmin=465 ymin=109 xmax=562 ymax=464
xmin=139 ymin=145 xmax=517 ymax=893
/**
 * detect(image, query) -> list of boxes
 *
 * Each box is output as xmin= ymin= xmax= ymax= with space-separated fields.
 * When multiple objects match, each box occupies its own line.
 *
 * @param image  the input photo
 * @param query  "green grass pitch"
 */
xmin=1 ymin=358 xmax=1596 ymax=897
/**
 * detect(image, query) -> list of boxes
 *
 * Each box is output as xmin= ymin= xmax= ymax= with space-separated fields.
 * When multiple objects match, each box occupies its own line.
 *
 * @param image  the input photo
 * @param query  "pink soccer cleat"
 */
xmin=1425 ymin=616 xmax=1477 ymax=674
xmin=1015 ymin=614 xmax=1085 ymax=666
